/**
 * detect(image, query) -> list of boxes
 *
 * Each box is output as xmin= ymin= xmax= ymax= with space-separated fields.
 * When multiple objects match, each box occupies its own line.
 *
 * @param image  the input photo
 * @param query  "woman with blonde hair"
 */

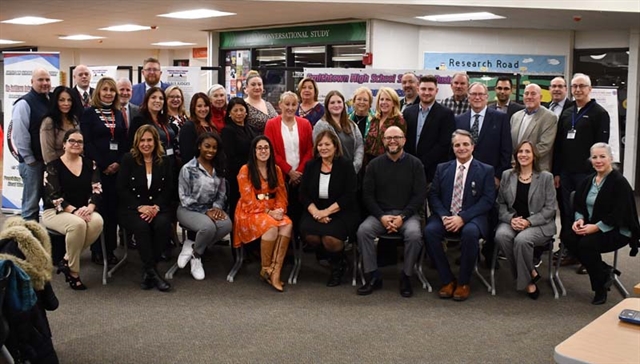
xmin=165 ymin=85 xmax=189 ymax=129
xmin=244 ymin=70 xmax=277 ymax=132
xmin=363 ymin=87 xmax=406 ymax=165
xmin=296 ymin=77 xmax=324 ymax=127
xmin=348 ymin=86 xmax=375 ymax=138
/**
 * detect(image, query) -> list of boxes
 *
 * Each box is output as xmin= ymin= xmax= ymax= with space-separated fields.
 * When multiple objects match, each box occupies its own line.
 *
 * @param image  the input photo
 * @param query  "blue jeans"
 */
xmin=18 ymin=161 xmax=44 ymax=221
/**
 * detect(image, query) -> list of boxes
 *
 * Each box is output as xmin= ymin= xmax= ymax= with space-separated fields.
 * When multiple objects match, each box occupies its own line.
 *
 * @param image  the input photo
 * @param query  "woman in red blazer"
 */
xmin=264 ymin=91 xmax=313 ymax=236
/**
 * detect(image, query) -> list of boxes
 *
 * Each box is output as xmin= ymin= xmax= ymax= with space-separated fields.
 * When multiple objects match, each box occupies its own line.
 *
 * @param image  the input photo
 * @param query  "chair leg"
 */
xmin=415 ymin=248 xmax=432 ymax=292
xmin=554 ymin=242 xmax=566 ymax=296
xmin=165 ymin=263 xmax=179 ymax=280
xmin=108 ymin=230 xmax=128 ymax=278
xmin=227 ymin=246 xmax=244 ymax=282
xmin=1 ymin=345 xmax=14 ymax=364
xmin=288 ymin=235 xmax=302 ymax=285
xmin=547 ymin=240 xmax=559 ymax=299
xmin=474 ymin=262 xmax=492 ymax=292
xmin=100 ymin=232 xmax=108 ymax=285
xmin=612 ymin=250 xmax=630 ymax=298
xmin=490 ymin=243 xmax=499 ymax=296
xmin=352 ymin=241 xmax=358 ymax=287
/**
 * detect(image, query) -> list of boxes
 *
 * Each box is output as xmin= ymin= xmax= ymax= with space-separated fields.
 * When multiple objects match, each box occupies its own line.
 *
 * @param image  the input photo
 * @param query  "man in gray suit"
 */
xmin=116 ymin=78 xmax=141 ymax=138
xmin=510 ymin=84 xmax=557 ymax=171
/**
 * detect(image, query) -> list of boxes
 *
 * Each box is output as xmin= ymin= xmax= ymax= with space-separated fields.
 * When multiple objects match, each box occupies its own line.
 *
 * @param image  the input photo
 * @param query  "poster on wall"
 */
xmin=424 ymin=53 xmax=566 ymax=75
xmin=161 ymin=66 xmax=201 ymax=107
xmin=302 ymin=68 xmax=458 ymax=109
xmin=2 ymin=52 xmax=60 ymax=213
xmin=591 ymin=87 xmax=621 ymax=163
xmin=226 ymin=50 xmax=251 ymax=98
xmin=88 ymin=66 xmax=118 ymax=88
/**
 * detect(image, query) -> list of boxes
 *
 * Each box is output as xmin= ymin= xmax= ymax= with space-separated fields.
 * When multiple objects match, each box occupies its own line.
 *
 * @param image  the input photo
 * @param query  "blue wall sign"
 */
xmin=424 ymin=53 xmax=565 ymax=74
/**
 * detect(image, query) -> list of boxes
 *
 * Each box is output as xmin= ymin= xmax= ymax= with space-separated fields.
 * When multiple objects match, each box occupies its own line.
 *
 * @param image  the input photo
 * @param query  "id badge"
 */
xmin=166 ymin=148 xmax=174 ymax=156
xmin=109 ymin=141 xmax=119 ymax=151
xmin=567 ymin=129 xmax=576 ymax=139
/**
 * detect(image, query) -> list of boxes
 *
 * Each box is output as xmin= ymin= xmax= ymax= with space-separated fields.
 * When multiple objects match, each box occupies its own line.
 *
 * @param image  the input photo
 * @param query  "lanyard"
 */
xmin=571 ymin=103 xmax=594 ymax=130
xmin=97 ymin=108 xmax=116 ymax=140
xmin=154 ymin=119 xmax=171 ymax=145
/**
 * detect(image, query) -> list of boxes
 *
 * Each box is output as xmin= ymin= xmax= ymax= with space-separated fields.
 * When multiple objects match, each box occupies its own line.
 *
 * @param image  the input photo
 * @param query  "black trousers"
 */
xmin=565 ymin=229 xmax=629 ymax=291
xmin=119 ymin=210 xmax=172 ymax=269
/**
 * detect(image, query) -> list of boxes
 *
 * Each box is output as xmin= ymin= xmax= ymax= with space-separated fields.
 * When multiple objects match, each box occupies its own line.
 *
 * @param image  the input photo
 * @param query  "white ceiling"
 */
xmin=1 ymin=0 xmax=639 ymax=50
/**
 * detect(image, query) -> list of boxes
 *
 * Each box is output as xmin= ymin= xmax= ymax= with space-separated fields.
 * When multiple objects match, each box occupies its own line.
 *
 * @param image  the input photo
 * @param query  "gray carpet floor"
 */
xmin=2 ymin=212 xmax=639 ymax=363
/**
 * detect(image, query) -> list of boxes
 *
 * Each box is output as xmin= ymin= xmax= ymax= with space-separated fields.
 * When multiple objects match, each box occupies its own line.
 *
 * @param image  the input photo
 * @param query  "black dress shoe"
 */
xmin=357 ymin=275 xmax=383 ymax=295
xmin=399 ymin=273 xmax=413 ymax=298
xmin=140 ymin=272 xmax=155 ymax=290
xmin=142 ymin=268 xmax=172 ymax=292
xmin=592 ymin=290 xmax=607 ymax=305
xmin=527 ymin=284 xmax=540 ymax=300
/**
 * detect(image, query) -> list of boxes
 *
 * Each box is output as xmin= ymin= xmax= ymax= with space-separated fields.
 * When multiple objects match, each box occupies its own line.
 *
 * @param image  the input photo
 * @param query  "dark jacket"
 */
xmin=574 ymin=169 xmax=639 ymax=256
xmin=116 ymin=153 xmax=174 ymax=212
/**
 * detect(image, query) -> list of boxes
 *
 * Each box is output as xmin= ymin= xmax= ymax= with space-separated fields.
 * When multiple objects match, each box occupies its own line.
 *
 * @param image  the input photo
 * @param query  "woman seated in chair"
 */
xmin=495 ymin=141 xmax=557 ymax=299
xmin=565 ymin=142 xmax=640 ymax=305
xmin=234 ymin=136 xmax=292 ymax=292
xmin=117 ymin=125 xmax=173 ymax=292
xmin=176 ymin=132 xmax=232 ymax=280
xmin=42 ymin=129 xmax=104 ymax=290
xmin=299 ymin=130 xmax=358 ymax=287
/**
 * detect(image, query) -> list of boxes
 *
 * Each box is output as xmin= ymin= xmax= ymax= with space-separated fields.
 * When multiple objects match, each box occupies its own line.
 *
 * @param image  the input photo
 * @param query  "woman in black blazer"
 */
xmin=117 ymin=125 xmax=173 ymax=292
xmin=565 ymin=142 xmax=640 ymax=305
xmin=299 ymin=129 xmax=358 ymax=286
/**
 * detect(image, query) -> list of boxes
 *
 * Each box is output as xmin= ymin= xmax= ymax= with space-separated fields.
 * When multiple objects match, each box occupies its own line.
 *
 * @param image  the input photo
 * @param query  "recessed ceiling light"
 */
xmin=2 ymin=16 xmax=62 ymax=25
xmin=0 ymin=39 xmax=25 ymax=44
xmin=416 ymin=12 xmax=505 ymax=22
xmin=99 ymin=24 xmax=151 ymax=32
xmin=158 ymin=9 xmax=235 ymax=19
xmin=151 ymin=41 xmax=196 ymax=47
xmin=59 ymin=34 xmax=105 ymax=40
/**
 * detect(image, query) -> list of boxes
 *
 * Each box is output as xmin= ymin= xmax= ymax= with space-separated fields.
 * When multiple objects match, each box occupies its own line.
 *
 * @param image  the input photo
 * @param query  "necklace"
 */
xmin=519 ymin=173 xmax=532 ymax=182
xmin=354 ymin=114 xmax=367 ymax=124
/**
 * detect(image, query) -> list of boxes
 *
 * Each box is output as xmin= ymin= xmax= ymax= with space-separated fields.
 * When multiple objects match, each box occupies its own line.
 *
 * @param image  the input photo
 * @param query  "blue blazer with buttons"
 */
xmin=429 ymin=158 xmax=495 ymax=237
xmin=116 ymin=153 xmax=174 ymax=211
xmin=455 ymin=107 xmax=512 ymax=179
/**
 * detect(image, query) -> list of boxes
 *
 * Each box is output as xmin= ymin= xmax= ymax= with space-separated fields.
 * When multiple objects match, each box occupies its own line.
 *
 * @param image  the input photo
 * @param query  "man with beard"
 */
xmin=131 ymin=57 xmax=170 ymax=106
xmin=489 ymin=76 xmax=524 ymax=120
xmin=442 ymin=73 xmax=470 ymax=116
xmin=399 ymin=72 xmax=419 ymax=111
xmin=424 ymin=129 xmax=495 ymax=301
xmin=356 ymin=126 xmax=427 ymax=298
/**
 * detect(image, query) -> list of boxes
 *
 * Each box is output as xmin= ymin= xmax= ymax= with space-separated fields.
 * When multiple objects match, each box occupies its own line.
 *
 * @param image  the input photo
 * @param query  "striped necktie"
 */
xmin=450 ymin=165 xmax=465 ymax=215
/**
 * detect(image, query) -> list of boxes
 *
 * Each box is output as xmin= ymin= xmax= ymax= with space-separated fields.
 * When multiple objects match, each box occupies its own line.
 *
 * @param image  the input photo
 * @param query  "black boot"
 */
xmin=142 ymin=268 xmax=172 ymax=292
xmin=327 ymin=252 xmax=346 ymax=287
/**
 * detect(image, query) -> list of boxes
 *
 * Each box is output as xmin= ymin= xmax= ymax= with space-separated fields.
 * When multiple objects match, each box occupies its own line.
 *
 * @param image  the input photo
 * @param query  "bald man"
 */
xmin=12 ymin=68 xmax=52 ymax=220
xmin=356 ymin=126 xmax=427 ymax=298
xmin=509 ymin=83 xmax=557 ymax=171
xmin=70 ymin=65 xmax=94 ymax=118
xmin=400 ymin=72 xmax=419 ymax=111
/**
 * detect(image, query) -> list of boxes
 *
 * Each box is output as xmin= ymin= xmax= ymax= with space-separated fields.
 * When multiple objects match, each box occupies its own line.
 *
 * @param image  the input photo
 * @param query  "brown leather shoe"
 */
xmin=453 ymin=284 xmax=471 ymax=301
xmin=438 ymin=281 xmax=457 ymax=299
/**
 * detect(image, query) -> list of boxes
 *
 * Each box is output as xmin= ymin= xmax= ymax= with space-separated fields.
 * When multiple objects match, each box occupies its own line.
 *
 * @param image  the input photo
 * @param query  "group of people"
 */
xmin=10 ymin=60 xmax=639 ymax=307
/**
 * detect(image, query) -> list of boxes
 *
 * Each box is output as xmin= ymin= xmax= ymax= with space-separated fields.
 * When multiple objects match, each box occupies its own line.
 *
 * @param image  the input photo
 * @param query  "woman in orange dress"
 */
xmin=234 ymin=135 xmax=292 ymax=292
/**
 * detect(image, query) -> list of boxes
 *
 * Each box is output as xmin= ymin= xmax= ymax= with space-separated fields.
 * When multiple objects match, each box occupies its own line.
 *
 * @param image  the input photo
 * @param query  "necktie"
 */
xmin=450 ymin=165 xmax=465 ymax=216
xmin=550 ymin=102 xmax=557 ymax=111
xmin=82 ymin=91 xmax=89 ymax=107
xmin=121 ymin=106 xmax=129 ymax=132
xmin=470 ymin=114 xmax=480 ymax=143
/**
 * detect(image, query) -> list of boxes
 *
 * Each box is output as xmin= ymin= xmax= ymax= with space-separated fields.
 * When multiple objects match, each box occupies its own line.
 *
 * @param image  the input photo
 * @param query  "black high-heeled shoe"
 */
xmin=530 ymin=269 xmax=541 ymax=285
xmin=527 ymin=284 xmax=540 ymax=300
xmin=57 ymin=259 xmax=87 ymax=290
xmin=56 ymin=258 xmax=70 ymax=279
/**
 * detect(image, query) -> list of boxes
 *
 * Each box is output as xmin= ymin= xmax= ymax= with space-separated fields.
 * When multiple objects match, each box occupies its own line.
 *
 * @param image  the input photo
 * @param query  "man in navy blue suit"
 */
xmin=424 ymin=129 xmax=495 ymax=301
xmin=455 ymin=82 xmax=512 ymax=266
xmin=130 ymin=57 xmax=170 ymax=106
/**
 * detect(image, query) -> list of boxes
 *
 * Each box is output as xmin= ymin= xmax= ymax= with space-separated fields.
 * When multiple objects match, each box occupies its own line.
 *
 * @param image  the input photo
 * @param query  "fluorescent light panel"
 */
xmin=99 ymin=24 xmax=151 ymax=32
xmin=152 ymin=41 xmax=196 ymax=46
xmin=2 ymin=16 xmax=62 ymax=25
xmin=0 ymin=39 xmax=25 ymax=44
xmin=416 ymin=12 xmax=504 ymax=22
xmin=158 ymin=9 xmax=235 ymax=19
xmin=59 ymin=34 xmax=104 ymax=40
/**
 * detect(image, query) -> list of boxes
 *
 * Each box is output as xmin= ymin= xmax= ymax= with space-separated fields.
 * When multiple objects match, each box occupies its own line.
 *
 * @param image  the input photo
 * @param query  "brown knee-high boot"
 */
xmin=260 ymin=238 xmax=277 ymax=283
xmin=269 ymin=235 xmax=291 ymax=292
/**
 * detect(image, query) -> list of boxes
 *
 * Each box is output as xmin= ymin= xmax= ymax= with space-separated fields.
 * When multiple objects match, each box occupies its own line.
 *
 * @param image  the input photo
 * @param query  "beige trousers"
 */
xmin=42 ymin=208 xmax=104 ymax=273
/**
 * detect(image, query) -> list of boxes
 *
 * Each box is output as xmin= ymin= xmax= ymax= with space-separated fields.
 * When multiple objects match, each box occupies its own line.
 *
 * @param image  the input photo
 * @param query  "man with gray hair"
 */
xmin=442 ymin=73 xmax=470 ymax=116
xmin=12 ymin=68 xmax=52 ymax=220
xmin=553 ymin=73 xmax=610 ymax=269
xmin=510 ymin=83 xmax=557 ymax=171
xmin=116 ymin=77 xmax=140 ymax=137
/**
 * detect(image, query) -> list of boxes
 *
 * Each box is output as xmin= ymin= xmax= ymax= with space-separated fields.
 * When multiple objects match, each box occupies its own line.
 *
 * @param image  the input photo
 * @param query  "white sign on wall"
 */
xmin=161 ymin=66 xmax=201 ymax=105
xmin=590 ymin=87 xmax=621 ymax=163
xmin=88 ymin=66 xmax=118 ymax=88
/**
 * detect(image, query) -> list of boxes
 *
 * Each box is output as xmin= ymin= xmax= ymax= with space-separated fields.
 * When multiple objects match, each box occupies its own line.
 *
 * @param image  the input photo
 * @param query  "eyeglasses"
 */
xmin=67 ymin=139 xmax=84 ymax=145
xmin=383 ymin=136 xmax=405 ymax=142
xmin=469 ymin=93 xmax=487 ymax=98
xmin=256 ymin=146 xmax=270 ymax=151
xmin=571 ymin=84 xmax=589 ymax=89
xmin=143 ymin=68 xmax=160 ymax=73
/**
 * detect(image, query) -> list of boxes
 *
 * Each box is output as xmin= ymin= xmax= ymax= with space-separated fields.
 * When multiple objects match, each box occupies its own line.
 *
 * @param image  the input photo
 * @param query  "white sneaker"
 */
xmin=177 ymin=240 xmax=194 ymax=268
xmin=190 ymin=255 xmax=205 ymax=280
